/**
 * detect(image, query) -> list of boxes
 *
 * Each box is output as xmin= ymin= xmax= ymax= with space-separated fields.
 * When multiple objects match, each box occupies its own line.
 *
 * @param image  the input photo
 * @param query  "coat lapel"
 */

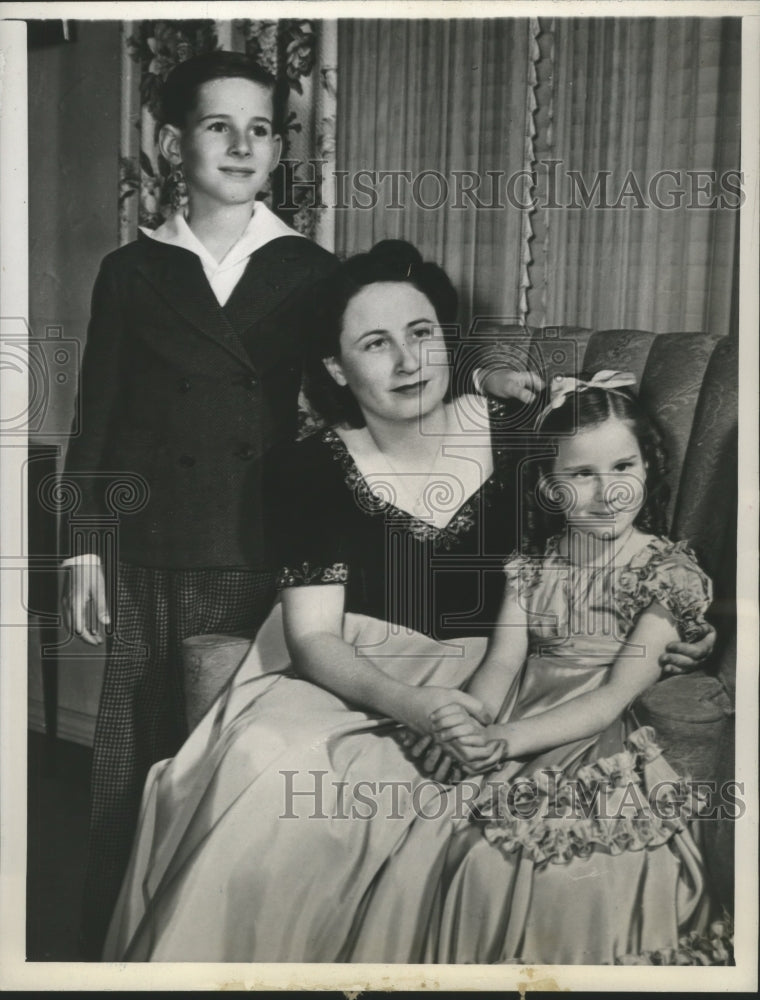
xmin=135 ymin=238 xmax=255 ymax=371
xmin=221 ymin=237 xmax=316 ymax=337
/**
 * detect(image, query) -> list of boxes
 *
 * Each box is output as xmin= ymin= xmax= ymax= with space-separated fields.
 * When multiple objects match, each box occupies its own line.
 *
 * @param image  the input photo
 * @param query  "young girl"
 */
xmin=61 ymin=51 xmax=337 ymax=957
xmin=426 ymin=372 xmax=715 ymax=964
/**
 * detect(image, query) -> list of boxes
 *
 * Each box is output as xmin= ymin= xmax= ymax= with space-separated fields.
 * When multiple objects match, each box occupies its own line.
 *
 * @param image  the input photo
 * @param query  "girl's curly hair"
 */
xmin=521 ymin=380 xmax=670 ymax=553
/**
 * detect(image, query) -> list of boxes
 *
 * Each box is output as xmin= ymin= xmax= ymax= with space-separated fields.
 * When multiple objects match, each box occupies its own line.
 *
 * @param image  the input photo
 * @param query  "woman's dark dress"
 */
xmin=103 ymin=399 xmax=521 ymax=961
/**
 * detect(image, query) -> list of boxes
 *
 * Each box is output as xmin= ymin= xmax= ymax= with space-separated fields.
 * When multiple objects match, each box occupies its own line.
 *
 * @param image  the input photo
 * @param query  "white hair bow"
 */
xmin=535 ymin=370 xmax=637 ymax=428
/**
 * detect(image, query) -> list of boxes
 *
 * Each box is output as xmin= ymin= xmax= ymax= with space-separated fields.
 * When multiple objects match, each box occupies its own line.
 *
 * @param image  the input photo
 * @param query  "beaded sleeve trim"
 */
xmin=277 ymin=562 xmax=349 ymax=588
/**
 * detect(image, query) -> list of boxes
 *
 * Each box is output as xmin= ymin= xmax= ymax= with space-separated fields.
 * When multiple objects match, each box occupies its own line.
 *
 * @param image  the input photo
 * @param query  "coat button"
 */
xmin=178 ymin=454 xmax=196 ymax=467
xmin=244 ymin=375 xmax=259 ymax=390
xmin=237 ymin=444 xmax=256 ymax=460
xmin=178 ymin=378 xmax=191 ymax=393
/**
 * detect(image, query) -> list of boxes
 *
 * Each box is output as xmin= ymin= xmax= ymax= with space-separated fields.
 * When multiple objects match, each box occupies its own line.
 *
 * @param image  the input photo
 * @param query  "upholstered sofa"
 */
xmin=183 ymin=324 xmax=738 ymax=908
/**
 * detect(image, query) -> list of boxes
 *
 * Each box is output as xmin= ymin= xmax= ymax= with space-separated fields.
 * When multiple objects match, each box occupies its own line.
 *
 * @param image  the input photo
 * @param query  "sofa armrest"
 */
xmin=634 ymin=671 xmax=732 ymax=779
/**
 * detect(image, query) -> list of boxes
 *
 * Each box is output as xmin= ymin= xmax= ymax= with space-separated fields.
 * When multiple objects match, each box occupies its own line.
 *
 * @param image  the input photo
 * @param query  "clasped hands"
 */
xmin=396 ymin=687 xmax=507 ymax=785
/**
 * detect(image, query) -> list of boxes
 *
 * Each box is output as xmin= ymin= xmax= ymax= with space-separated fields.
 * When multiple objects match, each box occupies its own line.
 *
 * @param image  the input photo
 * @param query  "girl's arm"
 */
xmin=465 ymin=587 xmax=529 ymax=720
xmin=427 ymin=587 xmax=529 ymax=771
xmin=490 ymin=601 xmax=677 ymax=758
xmin=282 ymin=585 xmax=491 ymax=734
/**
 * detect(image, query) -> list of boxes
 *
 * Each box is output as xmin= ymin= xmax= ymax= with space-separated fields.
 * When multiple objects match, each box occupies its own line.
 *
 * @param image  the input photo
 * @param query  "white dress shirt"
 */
xmin=142 ymin=201 xmax=304 ymax=306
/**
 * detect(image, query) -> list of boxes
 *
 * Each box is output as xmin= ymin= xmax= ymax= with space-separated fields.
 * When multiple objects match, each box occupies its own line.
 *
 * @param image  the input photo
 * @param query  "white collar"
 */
xmin=140 ymin=202 xmax=303 ymax=272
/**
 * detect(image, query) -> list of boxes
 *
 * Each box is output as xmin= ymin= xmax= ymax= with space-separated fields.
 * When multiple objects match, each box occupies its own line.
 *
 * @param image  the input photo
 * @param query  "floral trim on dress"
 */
xmin=503 ymin=535 xmax=712 ymax=643
xmin=476 ymin=727 xmax=703 ymax=868
xmin=614 ymin=914 xmax=734 ymax=966
xmin=277 ymin=561 xmax=348 ymax=588
xmin=613 ymin=537 xmax=712 ymax=643
xmin=506 ymin=915 xmax=734 ymax=967
xmin=503 ymin=553 xmax=543 ymax=597
xmin=322 ymin=428 xmax=504 ymax=551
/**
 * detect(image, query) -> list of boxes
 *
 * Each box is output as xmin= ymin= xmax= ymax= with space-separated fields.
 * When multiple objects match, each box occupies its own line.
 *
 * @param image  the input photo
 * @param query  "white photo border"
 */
xmin=1 ymin=1 xmax=757 ymax=992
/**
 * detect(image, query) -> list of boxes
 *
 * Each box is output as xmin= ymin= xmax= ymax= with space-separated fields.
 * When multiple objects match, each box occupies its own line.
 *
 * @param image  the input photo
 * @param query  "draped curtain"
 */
xmin=118 ymin=18 xmax=337 ymax=247
xmin=336 ymin=19 xmax=540 ymax=328
xmin=527 ymin=17 xmax=740 ymax=339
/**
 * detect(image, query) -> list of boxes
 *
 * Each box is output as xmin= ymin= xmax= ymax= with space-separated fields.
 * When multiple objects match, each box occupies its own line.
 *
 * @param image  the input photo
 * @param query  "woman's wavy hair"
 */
xmin=303 ymin=240 xmax=460 ymax=429
xmin=522 ymin=380 xmax=670 ymax=553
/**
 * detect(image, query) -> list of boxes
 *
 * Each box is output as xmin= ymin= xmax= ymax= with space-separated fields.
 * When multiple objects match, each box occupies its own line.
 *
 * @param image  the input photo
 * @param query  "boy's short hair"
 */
xmin=160 ymin=51 xmax=287 ymax=134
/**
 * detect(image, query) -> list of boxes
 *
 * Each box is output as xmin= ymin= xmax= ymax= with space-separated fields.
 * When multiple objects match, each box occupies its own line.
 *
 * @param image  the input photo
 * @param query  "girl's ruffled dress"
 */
xmin=426 ymin=535 xmax=714 ymax=964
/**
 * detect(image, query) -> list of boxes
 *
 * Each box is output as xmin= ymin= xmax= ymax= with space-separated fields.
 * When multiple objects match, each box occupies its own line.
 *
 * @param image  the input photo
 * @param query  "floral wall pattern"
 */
xmin=118 ymin=19 xmax=337 ymax=249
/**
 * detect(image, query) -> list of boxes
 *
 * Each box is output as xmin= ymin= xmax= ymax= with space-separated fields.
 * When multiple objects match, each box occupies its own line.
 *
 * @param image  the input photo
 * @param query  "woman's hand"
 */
xmin=429 ymin=705 xmax=508 ymax=773
xmin=399 ymin=686 xmax=492 ymax=738
xmin=392 ymin=689 xmax=492 ymax=784
xmin=480 ymin=369 xmax=544 ymax=404
xmin=659 ymin=622 xmax=717 ymax=675
xmin=393 ymin=729 xmax=466 ymax=785
xmin=61 ymin=561 xmax=110 ymax=646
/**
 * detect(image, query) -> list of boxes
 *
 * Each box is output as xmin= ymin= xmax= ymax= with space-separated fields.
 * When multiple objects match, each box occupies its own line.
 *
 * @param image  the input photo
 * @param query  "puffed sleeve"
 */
xmin=614 ymin=539 xmax=713 ymax=642
xmin=503 ymin=552 xmax=542 ymax=598
xmin=263 ymin=435 xmax=349 ymax=590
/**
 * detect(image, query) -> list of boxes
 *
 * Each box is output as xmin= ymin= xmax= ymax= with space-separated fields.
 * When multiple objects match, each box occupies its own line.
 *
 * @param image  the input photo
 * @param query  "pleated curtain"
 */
xmin=335 ymin=19 xmax=539 ymax=327
xmin=529 ymin=17 xmax=740 ymax=339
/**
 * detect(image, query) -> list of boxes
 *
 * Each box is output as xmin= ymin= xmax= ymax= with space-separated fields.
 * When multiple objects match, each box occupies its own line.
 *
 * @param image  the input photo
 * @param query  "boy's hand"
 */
xmin=61 ymin=562 xmax=110 ymax=646
xmin=659 ymin=622 xmax=716 ymax=675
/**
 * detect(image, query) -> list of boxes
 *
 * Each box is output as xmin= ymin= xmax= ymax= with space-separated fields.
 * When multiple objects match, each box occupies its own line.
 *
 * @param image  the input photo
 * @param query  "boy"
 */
xmin=62 ymin=52 xmax=337 ymax=957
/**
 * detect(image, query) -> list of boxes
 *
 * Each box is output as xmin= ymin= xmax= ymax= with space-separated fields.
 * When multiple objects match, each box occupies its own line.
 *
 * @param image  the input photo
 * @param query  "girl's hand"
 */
xmin=429 ymin=703 xmax=487 ymax=744
xmin=451 ymin=727 xmax=509 ymax=773
xmin=400 ymin=686 xmax=492 ymax=738
xmin=433 ymin=711 xmax=509 ymax=773
xmin=659 ymin=622 xmax=716 ymax=675
xmin=456 ymin=738 xmax=508 ymax=775
xmin=61 ymin=561 xmax=110 ymax=646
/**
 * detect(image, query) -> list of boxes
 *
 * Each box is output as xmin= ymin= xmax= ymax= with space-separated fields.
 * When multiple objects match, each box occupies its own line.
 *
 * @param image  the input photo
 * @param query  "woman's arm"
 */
xmin=490 ymin=602 xmax=677 ymax=758
xmin=282 ymin=585 xmax=491 ymax=733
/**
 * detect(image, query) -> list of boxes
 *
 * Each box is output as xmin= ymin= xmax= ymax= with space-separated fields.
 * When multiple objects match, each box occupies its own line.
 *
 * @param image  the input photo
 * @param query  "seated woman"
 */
xmin=103 ymin=241 xmax=714 ymax=964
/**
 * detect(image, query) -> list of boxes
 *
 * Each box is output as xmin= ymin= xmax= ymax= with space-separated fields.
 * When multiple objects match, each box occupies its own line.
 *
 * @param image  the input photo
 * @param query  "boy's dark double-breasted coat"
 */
xmin=64 ymin=232 xmax=338 ymax=569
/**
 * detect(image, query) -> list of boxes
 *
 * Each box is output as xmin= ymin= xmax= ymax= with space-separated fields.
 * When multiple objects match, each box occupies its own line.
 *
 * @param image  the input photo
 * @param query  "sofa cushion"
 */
xmin=671 ymin=337 xmax=738 ymax=580
xmin=581 ymin=328 xmax=659 ymax=383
